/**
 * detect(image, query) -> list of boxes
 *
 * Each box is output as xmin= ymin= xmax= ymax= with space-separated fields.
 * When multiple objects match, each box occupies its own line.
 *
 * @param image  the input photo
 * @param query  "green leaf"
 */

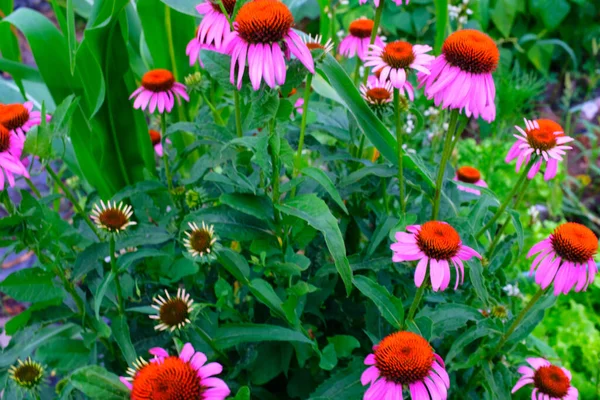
xmin=491 ymin=0 xmax=516 ymax=37
xmin=419 ymin=304 xmax=483 ymax=339
xmin=317 ymin=54 xmax=434 ymax=188
xmin=353 ymin=275 xmax=404 ymax=329
xmin=69 ymin=366 xmax=129 ymax=400
xmin=0 ymin=268 xmax=64 ymax=303
xmin=318 ymin=343 xmax=338 ymax=371
xmin=217 ymin=248 xmax=251 ymax=284
xmin=94 ymin=271 xmax=115 ymax=319
xmin=276 ymin=194 xmax=353 ymax=295
xmin=508 ymin=292 xmax=556 ymax=343
xmin=214 ymin=324 xmax=312 ymax=349
xmin=37 ymin=338 xmax=90 ymax=372
xmin=187 ymin=205 xmax=273 ymax=241
xmin=232 ymin=387 xmax=251 ymax=400
xmin=445 ymin=319 xmax=498 ymax=365
xmin=220 ymin=193 xmax=275 ymax=222
xmin=469 ymin=260 xmax=489 ymax=306
xmin=244 ymin=87 xmax=280 ymax=130
xmin=249 ymin=278 xmax=287 ymax=321
xmin=301 ymin=167 xmax=348 ymax=214
xmin=159 ymin=0 xmax=197 ymax=16
xmin=112 ymin=315 xmax=137 ymax=365
xmin=528 ymin=0 xmax=570 ymax=30
xmin=527 ymin=42 xmax=554 ymax=76
xmin=327 ymin=335 xmax=360 ymax=359
xmin=200 ymin=50 xmax=232 ymax=88
xmin=309 ymin=358 xmax=364 ymax=400
xmin=434 ymin=0 xmax=448 ymax=53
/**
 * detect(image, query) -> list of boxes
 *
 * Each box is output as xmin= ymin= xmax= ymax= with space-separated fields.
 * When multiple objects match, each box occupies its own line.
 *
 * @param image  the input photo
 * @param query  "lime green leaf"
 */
xmin=528 ymin=0 xmax=570 ymax=31
xmin=491 ymin=0 xmax=516 ymax=37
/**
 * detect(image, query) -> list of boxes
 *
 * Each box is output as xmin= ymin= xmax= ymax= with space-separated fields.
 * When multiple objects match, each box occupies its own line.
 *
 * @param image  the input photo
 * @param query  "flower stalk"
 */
xmin=109 ymin=236 xmax=125 ymax=315
xmin=406 ymin=274 xmax=428 ymax=324
xmin=292 ymin=73 xmax=313 ymax=196
xmin=161 ymin=114 xmax=174 ymax=193
xmin=431 ymin=109 xmax=459 ymax=220
xmin=394 ymin=88 xmax=406 ymax=213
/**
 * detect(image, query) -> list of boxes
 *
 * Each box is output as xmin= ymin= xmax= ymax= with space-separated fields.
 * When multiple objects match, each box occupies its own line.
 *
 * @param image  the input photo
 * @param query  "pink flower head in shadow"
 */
xmin=512 ymin=358 xmax=578 ymax=400
xmin=453 ymin=166 xmax=487 ymax=195
xmin=0 ymin=101 xmax=51 ymax=137
xmin=120 ymin=343 xmax=230 ymax=399
xmin=339 ymin=18 xmax=384 ymax=61
xmin=195 ymin=0 xmax=235 ymax=50
xmin=223 ymin=0 xmax=314 ymax=90
xmin=362 ymin=331 xmax=449 ymax=400
xmin=130 ymin=69 xmax=189 ymax=114
xmin=418 ymin=29 xmax=499 ymax=122
xmin=391 ymin=221 xmax=481 ymax=291
xmin=0 ymin=124 xmax=29 ymax=190
xmin=527 ymin=222 xmax=598 ymax=296
xmin=505 ymin=118 xmax=573 ymax=181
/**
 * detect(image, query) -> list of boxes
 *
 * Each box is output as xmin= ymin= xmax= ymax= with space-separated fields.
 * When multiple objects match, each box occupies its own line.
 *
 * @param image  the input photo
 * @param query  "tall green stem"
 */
xmin=362 ymin=0 xmax=385 ymax=85
xmin=406 ymin=273 xmax=428 ymax=324
xmin=292 ymin=74 xmax=313 ymax=194
xmin=25 ymin=177 xmax=41 ymax=198
xmin=233 ymin=91 xmax=243 ymax=138
xmin=201 ymin=93 xmax=225 ymax=126
xmin=270 ymin=121 xmax=281 ymax=226
xmin=488 ymin=288 xmax=546 ymax=359
xmin=109 ymin=236 xmax=125 ymax=315
xmin=394 ymin=89 xmax=406 ymax=213
xmin=352 ymin=59 xmax=361 ymax=86
xmin=432 ymin=110 xmax=459 ymax=220
xmin=161 ymin=114 xmax=174 ymax=193
xmin=46 ymin=166 xmax=101 ymax=240
xmin=475 ymin=158 xmax=536 ymax=239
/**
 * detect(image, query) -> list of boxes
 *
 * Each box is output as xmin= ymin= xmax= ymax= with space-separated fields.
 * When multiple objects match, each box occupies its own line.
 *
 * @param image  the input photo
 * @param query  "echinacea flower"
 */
xmin=195 ymin=0 xmax=236 ymax=49
xmin=0 ymin=124 xmax=29 ymax=190
xmin=527 ymin=222 xmax=598 ymax=296
xmin=149 ymin=129 xmax=170 ymax=157
xmin=90 ymin=200 xmax=137 ymax=233
xmin=150 ymin=288 xmax=194 ymax=332
xmin=391 ymin=221 xmax=482 ymax=291
xmin=418 ymin=29 xmax=499 ymax=122
xmin=186 ymin=33 xmax=217 ymax=68
xmin=120 ymin=343 xmax=231 ymax=400
xmin=505 ymin=118 xmax=573 ymax=181
xmin=365 ymin=41 xmax=434 ymax=89
xmin=223 ymin=0 xmax=314 ymax=90
xmin=0 ymin=101 xmax=51 ymax=137
xmin=360 ymin=77 xmax=393 ymax=107
xmin=338 ymin=19 xmax=384 ymax=61
xmin=369 ymin=72 xmax=415 ymax=100
xmin=512 ymin=358 xmax=578 ymax=400
xmin=183 ymin=221 xmax=218 ymax=261
xmin=302 ymin=34 xmax=334 ymax=55
xmin=359 ymin=0 xmax=409 ymax=6
xmin=453 ymin=166 xmax=487 ymax=195
xmin=130 ymin=69 xmax=189 ymax=114
xmin=294 ymin=98 xmax=304 ymax=115
xmin=9 ymin=358 xmax=45 ymax=390
xmin=361 ymin=331 xmax=449 ymax=400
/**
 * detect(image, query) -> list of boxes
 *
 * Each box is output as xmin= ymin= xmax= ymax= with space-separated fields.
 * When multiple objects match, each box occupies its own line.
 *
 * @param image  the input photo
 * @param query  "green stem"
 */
xmin=356 ymin=134 xmax=366 ymax=159
xmin=352 ymin=59 xmax=361 ymax=86
xmin=432 ymin=109 xmax=459 ymax=220
xmin=330 ymin=0 xmax=336 ymax=43
xmin=488 ymin=288 xmax=546 ymax=359
xmin=201 ymin=93 xmax=225 ymax=126
xmin=362 ymin=0 xmax=385 ymax=85
xmin=46 ymin=166 xmax=101 ymax=240
xmin=475 ymin=158 xmax=536 ymax=239
xmin=394 ymin=89 xmax=405 ymax=213
xmin=24 ymin=177 xmax=41 ymax=198
xmin=292 ymin=73 xmax=313 ymax=194
xmin=234 ymin=91 xmax=243 ymax=138
xmin=109 ymin=236 xmax=125 ymax=315
xmin=164 ymin=5 xmax=186 ymax=123
xmin=406 ymin=273 xmax=428 ymax=324
xmin=486 ymin=179 xmax=532 ymax=258
xmin=270 ymin=121 xmax=281 ymax=226
xmin=161 ymin=114 xmax=174 ymax=193
xmin=193 ymin=326 xmax=232 ymax=367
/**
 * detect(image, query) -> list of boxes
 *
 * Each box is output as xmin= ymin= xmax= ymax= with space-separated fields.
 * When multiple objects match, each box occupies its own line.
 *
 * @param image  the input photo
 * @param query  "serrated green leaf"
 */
xmin=0 ymin=268 xmax=64 ymax=303
xmin=353 ymin=275 xmax=404 ymax=329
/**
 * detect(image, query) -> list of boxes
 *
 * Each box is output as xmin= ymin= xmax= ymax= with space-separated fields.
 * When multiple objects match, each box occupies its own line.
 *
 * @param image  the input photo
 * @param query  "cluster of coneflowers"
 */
xmin=3 ymin=0 xmax=597 ymax=398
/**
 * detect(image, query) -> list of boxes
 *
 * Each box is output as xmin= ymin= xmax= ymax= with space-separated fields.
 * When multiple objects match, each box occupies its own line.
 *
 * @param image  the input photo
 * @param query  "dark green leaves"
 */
xmin=276 ymin=194 xmax=353 ymax=295
xmin=69 ymin=366 xmax=129 ymax=399
xmin=353 ymin=275 xmax=404 ymax=329
xmin=0 ymin=268 xmax=63 ymax=303
xmin=214 ymin=324 xmax=313 ymax=348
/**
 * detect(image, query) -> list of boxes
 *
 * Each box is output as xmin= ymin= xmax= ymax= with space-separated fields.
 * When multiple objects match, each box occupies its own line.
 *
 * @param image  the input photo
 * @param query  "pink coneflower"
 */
xmin=359 ymin=0 xmax=409 ymax=6
xmin=390 ymin=221 xmax=482 ymax=291
xmin=361 ymin=331 xmax=449 ymax=400
xmin=365 ymin=41 xmax=434 ymax=89
xmin=0 ymin=102 xmax=51 ymax=137
xmin=368 ymin=73 xmax=415 ymax=101
xmin=195 ymin=0 xmax=235 ymax=49
xmin=294 ymin=98 xmax=304 ymax=115
xmin=360 ymin=77 xmax=393 ymax=106
xmin=120 ymin=343 xmax=230 ymax=399
xmin=453 ymin=166 xmax=487 ymax=195
xmin=512 ymin=358 xmax=578 ymax=400
xmin=338 ymin=19 xmax=385 ymax=61
xmin=0 ymin=124 xmax=29 ymax=190
xmin=223 ymin=0 xmax=314 ymax=90
xmin=186 ymin=27 xmax=218 ymax=67
xmin=505 ymin=119 xmax=573 ymax=181
xmin=418 ymin=29 xmax=499 ymax=123
xmin=129 ymin=69 xmax=189 ymax=114
xmin=527 ymin=222 xmax=598 ymax=296
xmin=149 ymin=129 xmax=167 ymax=157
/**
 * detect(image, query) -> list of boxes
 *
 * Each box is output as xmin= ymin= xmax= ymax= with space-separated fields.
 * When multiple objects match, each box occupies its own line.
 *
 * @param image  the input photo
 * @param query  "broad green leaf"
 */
xmin=232 ymin=387 xmax=251 ymax=400
xmin=309 ymin=358 xmax=364 ymax=400
xmin=94 ymin=272 xmax=115 ymax=319
xmin=528 ymin=0 xmax=570 ymax=30
xmin=244 ymin=87 xmax=280 ymax=130
xmin=301 ymin=167 xmax=348 ymax=214
xmin=527 ymin=42 xmax=554 ymax=76
xmin=214 ymin=324 xmax=312 ymax=349
xmin=217 ymin=248 xmax=251 ymax=284
xmin=353 ymin=275 xmax=404 ymax=329
xmin=112 ymin=315 xmax=137 ymax=365
xmin=220 ymin=193 xmax=275 ymax=222
xmin=508 ymin=292 xmax=556 ymax=344
xmin=491 ymin=0 xmax=516 ymax=37
xmin=276 ymin=194 xmax=353 ymax=295
xmin=316 ymin=54 xmax=434 ymax=188
xmin=318 ymin=343 xmax=337 ymax=371
xmin=159 ymin=0 xmax=197 ymax=16
xmin=37 ymin=338 xmax=90 ymax=371
xmin=469 ymin=260 xmax=490 ymax=307
xmin=249 ymin=278 xmax=287 ymax=321
xmin=327 ymin=335 xmax=360 ymax=359
xmin=69 ymin=366 xmax=129 ymax=400
xmin=445 ymin=319 xmax=498 ymax=365
xmin=187 ymin=205 xmax=273 ymax=241
xmin=419 ymin=304 xmax=483 ymax=339
xmin=0 ymin=268 xmax=64 ymax=303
